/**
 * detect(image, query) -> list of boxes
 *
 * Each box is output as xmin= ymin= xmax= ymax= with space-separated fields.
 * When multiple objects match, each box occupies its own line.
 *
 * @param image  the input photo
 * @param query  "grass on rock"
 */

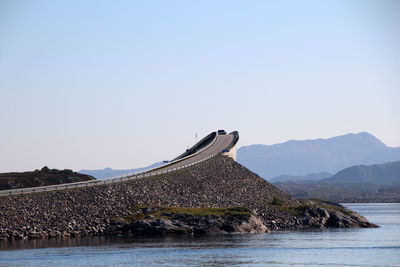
xmin=123 ymin=206 xmax=252 ymax=222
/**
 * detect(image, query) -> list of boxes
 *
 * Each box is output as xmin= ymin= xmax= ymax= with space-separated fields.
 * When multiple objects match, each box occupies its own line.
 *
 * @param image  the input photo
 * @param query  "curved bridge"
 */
xmin=0 ymin=130 xmax=239 ymax=196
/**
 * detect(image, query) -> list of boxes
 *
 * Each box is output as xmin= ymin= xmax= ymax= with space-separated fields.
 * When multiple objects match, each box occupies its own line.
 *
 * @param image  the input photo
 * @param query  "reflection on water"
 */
xmin=1 ymin=203 xmax=399 ymax=266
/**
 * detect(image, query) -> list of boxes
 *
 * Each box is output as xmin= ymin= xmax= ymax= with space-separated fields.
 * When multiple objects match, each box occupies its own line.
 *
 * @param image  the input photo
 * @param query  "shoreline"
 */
xmin=0 ymin=157 xmax=378 ymax=242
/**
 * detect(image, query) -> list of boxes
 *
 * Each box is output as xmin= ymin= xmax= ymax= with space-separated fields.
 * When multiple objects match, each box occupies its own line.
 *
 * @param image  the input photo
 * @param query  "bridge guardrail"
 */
xmin=93 ymin=131 xmax=219 ymax=182
xmin=0 ymin=153 xmax=219 ymax=197
xmin=0 ymin=133 xmax=220 ymax=197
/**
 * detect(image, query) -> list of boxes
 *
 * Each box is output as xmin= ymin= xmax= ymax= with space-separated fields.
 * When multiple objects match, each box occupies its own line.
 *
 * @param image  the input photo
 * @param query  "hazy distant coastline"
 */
xmin=79 ymin=162 xmax=163 ymax=179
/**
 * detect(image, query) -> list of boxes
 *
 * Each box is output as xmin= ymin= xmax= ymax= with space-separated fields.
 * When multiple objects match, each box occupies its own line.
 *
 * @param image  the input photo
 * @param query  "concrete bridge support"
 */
xmin=221 ymin=130 xmax=238 ymax=161
xmin=227 ymin=144 xmax=237 ymax=161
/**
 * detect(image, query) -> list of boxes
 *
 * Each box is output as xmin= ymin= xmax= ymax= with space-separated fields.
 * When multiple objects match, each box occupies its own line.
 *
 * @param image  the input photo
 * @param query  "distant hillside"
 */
xmin=273 ymin=161 xmax=400 ymax=202
xmin=322 ymin=161 xmax=400 ymax=186
xmin=274 ymin=180 xmax=400 ymax=203
xmin=271 ymin=172 xmax=332 ymax=183
xmin=238 ymin=132 xmax=400 ymax=179
xmin=79 ymin=162 xmax=163 ymax=179
xmin=0 ymin=167 xmax=95 ymax=191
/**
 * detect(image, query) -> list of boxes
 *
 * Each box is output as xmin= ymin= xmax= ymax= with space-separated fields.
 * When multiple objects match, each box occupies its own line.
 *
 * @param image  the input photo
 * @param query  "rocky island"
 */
xmin=0 ymin=166 xmax=94 ymax=191
xmin=0 ymin=156 xmax=377 ymax=240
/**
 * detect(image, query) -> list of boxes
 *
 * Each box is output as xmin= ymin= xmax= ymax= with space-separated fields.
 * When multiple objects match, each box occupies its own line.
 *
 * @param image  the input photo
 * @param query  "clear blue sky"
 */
xmin=0 ymin=0 xmax=399 ymax=172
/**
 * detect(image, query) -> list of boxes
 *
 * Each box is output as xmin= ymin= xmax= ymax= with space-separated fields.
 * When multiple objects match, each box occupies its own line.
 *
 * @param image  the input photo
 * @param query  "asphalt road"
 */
xmin=153 ymin=133 xmax=234 ymax=173
xmin=0 ymin=132 xmax=236 ymax=196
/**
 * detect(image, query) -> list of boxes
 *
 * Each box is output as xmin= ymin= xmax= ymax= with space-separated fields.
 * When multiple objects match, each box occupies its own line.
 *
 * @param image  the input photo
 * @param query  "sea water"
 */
xmin=0 ymin=203 xmax=399 ymax=266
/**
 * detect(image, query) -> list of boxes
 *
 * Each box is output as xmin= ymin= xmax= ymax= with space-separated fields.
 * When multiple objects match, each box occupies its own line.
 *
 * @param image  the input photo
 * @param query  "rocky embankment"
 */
xmin=0 ymin=156 xmax=377 ymax=240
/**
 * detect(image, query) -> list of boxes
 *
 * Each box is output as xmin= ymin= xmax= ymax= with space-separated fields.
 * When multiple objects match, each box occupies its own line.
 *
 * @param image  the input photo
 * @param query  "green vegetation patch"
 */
xmin=123 ymin=206 xmax=252 ymax=222
xmin=272 ymin=203 xmax=347 ymax=216
xmin=277 ymin=204 xmax=309 ymax=216
xmin=269 ymin=197 xmax=283 ymax=206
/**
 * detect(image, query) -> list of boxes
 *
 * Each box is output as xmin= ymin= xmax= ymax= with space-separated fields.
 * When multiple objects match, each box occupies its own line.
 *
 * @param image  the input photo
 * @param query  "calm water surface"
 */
xmin=0 ymin=203 xmax=399 ymax=266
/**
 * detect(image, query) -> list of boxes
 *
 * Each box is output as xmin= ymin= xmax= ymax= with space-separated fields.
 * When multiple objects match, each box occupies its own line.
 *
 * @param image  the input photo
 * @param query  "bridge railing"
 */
xmin=0 ymin=153 xmax=219 ymax=197
xmin=92 ymin=131 xmax=218 ymax=182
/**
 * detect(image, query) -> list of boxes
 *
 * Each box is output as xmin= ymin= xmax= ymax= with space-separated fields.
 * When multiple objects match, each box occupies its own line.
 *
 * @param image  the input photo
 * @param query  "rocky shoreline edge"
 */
xmin=0 ymin=201 xmax=377 ymax=241
xmin=0 ymin=156 xmax=378 ymax=241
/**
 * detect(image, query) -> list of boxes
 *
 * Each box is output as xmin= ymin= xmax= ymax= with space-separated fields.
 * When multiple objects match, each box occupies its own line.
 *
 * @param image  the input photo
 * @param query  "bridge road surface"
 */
xmin=151 ymin=133 xmax=234 ymax=173
xmin=0 ymin=132 xmax=236 ymax=196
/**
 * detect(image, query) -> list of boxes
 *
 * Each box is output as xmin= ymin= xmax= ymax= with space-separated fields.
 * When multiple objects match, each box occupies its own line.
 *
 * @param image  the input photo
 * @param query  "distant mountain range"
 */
xmin=79 ymin=162 xmax=163 ymax=179
xmin=238 ymin=132 xmax=400 ymax=179
xmin=274 ymin=161 xmax=400 ymax=202
xmin=271 ymin=172 xmax=332 ymax=183
xmin=322 ymin=161 xmax=400 ymax=186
